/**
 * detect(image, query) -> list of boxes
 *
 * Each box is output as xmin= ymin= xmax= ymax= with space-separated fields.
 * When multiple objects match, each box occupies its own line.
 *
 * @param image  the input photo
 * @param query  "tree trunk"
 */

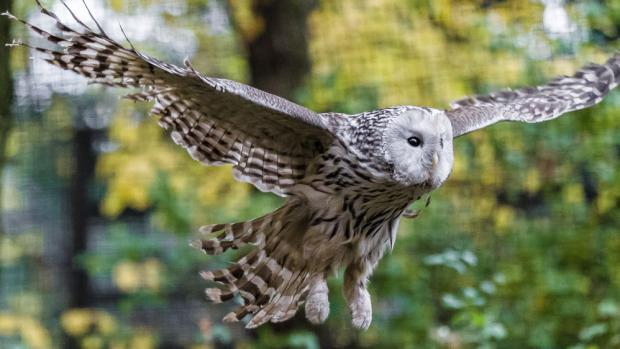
xmin=0 ymin=0 xmax=14 ymax=235
xmin=244 ymin=0 xmax=318 ymax=99
xmin=65 ymin=124 xmax=97 ymax=349
xmin=68 ymin=127 xmax=95 ymax=308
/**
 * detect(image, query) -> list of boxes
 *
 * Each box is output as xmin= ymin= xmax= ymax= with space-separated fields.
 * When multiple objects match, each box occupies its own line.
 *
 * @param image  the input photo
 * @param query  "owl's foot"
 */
xmin=305 ymin=278 xmax=329 ymax=324
xmin=344 ymin=260 xmax=376 ymax=330
xmin=349 ymin=288 xmax=372 ymax=330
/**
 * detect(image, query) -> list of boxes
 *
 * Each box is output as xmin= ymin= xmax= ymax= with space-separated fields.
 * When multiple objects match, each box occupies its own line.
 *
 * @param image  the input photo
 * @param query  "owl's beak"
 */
xmin=431 ymin=152 xmax=439 ymax=169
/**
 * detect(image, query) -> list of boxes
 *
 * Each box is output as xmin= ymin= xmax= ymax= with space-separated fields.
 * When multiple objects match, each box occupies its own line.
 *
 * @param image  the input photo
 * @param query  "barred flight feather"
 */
xmin=4 ymin=0 xmax=336 ymax=196
xmin=447 ymin=53 xmax=620 ymax=137
xmin=192 ymin=200 xmax=321 ymax=327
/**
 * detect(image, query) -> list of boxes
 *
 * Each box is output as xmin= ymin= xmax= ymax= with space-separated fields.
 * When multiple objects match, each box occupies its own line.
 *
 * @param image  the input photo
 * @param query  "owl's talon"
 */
xmin=305 ymin=278 xmax=329 ymax=324
xmin=349 ymin=289 xmax=372 ymax=330
xmin=351 ymin=310 xmax=372 ymax=330
xmin=403 ymin=209 xmax=420 ymax=219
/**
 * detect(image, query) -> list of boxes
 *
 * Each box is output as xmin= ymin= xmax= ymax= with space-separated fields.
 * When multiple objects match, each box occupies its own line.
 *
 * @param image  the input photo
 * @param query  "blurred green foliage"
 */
xmin=1 ymin=0 xmax=620 ymax=348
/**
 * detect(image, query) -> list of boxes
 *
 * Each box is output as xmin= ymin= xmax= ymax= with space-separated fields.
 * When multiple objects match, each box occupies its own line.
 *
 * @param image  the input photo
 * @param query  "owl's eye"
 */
xmin=407 ymin=136 xmax=423 ymax=147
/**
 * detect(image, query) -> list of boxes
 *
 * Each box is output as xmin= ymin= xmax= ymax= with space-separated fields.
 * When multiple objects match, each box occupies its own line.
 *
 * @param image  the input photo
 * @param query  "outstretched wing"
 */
xmin=447 ymin=53 xmax=620 ymax=138
xmin=4 ymin=1 xmax=338 ymax=196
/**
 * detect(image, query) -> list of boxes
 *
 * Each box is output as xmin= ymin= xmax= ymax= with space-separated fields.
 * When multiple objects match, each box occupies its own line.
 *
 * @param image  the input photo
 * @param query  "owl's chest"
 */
xmin=301 ymin=142 xmax=432 ymax=221
xmin=295 ymin=176 xmax=431 ymax=269
xmin=349 ymin=182 xmax=430 ymax=229
xmin=295 ymin=142 xmax=433 ymax=250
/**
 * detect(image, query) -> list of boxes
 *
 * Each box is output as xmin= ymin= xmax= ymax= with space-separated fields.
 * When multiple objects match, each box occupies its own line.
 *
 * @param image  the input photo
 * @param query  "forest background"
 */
xmin=1 ymin=0 xmax=620 ymax=348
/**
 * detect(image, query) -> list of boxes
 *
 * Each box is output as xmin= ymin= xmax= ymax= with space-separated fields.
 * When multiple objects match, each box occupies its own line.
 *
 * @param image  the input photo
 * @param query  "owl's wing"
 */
xmin=446 ymin=53 xmax=620 ymax=138
xmin=5 ymin=1 xmax=338 ymax=196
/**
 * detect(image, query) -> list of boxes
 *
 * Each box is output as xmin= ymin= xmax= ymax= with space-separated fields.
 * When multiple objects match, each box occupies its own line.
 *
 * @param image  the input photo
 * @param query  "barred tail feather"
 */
xmin=194 ymin=200 xmax=317 ymax=328
xmin=193 ymin=205 xmax=284 ymax=255
xmin=250 ymin=272 xmax=315 ymax=327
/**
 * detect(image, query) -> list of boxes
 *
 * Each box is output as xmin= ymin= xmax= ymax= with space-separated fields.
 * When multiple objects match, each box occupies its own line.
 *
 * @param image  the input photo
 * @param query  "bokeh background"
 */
xmin=0 ymin=0 xmax=620 ymax=348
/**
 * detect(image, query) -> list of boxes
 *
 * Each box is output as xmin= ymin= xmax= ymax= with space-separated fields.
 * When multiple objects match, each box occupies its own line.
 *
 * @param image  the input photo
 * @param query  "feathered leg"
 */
xmin=343 ymin=258 xmax=379 ymax=330
xmin=304 ymin=275 xmax=330 ymax=324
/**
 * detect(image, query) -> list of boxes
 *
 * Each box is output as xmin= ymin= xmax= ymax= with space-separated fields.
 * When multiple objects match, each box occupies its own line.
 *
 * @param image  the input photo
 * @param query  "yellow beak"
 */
xmin=432 ymin=152 xmax=439 ymax=169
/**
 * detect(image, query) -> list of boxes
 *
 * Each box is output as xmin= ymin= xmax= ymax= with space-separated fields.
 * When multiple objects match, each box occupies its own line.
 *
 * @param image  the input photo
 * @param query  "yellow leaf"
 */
xmin=563 ymin=184 xmax=584 ymax=205
xmin=81 ymin=335 xmax=104 ymax=349
xmin=96 ymin=311 xmax=117 ymax=335
xmin=229 ymin=0 xmax=265 ymax=41
xmin=61 ymin=309 xmax=94 ymax=337
xmin=130 ymin=329 xmax=157 ymax=349
xmin=142 ymin=258 xmax=163 ymax=291
xmin=494 ymin=206 xmax=516 ymax=233
xmin=109 ymin=0 xmax=126 ymax=12
xmin=0 ymin=313 xmax=19 ymax=336
xmin=113 ymin=260 xmax=142 ymax=293
xmin=596 ymin=190 xmax=617 ymax=214
xmin=524 ymin=168 xmax=541 ymax=194
xmin=0 ymin=237 xmax=23 ymax=267
xmin=20 ymin=317 xmax=52 ymax=349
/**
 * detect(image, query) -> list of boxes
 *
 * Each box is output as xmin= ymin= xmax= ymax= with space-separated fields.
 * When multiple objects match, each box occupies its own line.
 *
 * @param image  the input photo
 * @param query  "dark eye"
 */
xmin=407 ymin=136 xmax=422 ymax=147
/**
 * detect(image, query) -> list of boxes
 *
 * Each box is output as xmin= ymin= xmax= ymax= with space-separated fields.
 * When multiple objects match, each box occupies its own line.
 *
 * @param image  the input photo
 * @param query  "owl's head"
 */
xmin=383 ymin=107 xmax=454 ymax=188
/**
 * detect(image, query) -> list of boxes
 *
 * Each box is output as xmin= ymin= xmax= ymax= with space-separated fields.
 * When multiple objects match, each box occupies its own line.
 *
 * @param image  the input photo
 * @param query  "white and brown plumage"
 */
xmin=5 ymin=1 xmax=620 ymax=329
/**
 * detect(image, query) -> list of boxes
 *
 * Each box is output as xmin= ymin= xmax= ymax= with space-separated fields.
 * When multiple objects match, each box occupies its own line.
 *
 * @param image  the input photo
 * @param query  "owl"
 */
xmin=5 ymin=1 xmax=619 ymax=330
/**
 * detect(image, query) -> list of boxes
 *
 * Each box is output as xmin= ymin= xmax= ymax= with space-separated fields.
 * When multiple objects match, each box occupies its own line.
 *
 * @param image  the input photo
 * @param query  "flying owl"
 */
xmin=5 ymin=1 xmax=619 ymax=330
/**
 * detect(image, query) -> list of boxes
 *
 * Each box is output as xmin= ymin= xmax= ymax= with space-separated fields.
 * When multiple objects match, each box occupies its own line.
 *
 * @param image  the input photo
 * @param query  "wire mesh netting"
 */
xmin=1 ymin=0 xmax=619 ymax=348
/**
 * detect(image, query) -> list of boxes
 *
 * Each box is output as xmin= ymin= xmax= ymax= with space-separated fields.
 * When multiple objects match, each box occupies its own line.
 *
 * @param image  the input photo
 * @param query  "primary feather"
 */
xmin=447 ymin=54 xmax=620 ymax=137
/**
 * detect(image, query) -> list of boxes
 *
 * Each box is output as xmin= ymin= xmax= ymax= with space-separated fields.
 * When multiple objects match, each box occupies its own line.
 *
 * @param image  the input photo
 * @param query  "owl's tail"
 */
xmin=193 ymin=200 xmax=319 ymax=328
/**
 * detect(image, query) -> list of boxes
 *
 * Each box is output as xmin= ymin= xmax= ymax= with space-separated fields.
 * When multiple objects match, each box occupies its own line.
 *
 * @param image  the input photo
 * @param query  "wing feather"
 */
xmin=447 ymin=53 xmax=620 ymax=137
xmin=4 ymin=1 xmax=340 ymax=196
